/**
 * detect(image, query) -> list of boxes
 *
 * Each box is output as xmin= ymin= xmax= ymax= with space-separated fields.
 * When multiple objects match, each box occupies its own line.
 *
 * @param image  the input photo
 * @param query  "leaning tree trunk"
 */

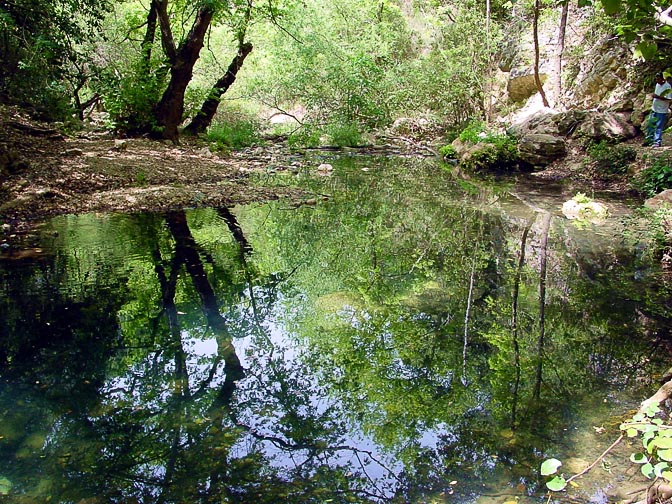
xmin=532 ymin=0 xmax=550 ymax=108
xmin=183 ymin=42 xmax=254 ymax=136
xmin=153 ymin=6 xmax=214 ymax=143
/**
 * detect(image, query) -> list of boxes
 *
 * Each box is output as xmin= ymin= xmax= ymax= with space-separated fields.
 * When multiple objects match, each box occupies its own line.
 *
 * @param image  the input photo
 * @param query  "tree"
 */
xmin=0 ymin=0 xmax=112 ymax=118
xmin=152 ymin=0 xmax=215 ymax=142
xmin=532 ymin=0 xmax=550 ymax=108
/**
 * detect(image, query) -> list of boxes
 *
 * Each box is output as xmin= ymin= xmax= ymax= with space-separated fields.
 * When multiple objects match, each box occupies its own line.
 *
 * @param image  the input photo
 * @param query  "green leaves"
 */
xmin=541 ymin=458 xmax=562 ymax=476
xmin=541 ymin=458 xmax=567 ymax=491
xmin=634 ymin=40 xmax=658 ymax=61
xmin=600 ymin=0 xmax=621 ymax=15
xmin=619 ymin=402 xmax=672 ymax=484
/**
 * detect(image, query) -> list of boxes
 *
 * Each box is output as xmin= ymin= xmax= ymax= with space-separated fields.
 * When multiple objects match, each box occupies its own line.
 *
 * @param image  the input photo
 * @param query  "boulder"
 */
xmin=645 ymin=189 xmax=672 ymax=209
xmin=576 ymin=112 xmax=638 ymax=141
xmin=517 ymin=133 xmax=566 ymax=167
xmin=508 ymin=72 xmax=548 ymax=102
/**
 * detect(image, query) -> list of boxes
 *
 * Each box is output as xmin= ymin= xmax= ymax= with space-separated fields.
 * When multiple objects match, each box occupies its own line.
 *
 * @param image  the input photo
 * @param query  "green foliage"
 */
xmin=207 ymin=117 xmax=261 ymax=150
xmin=326 ymin=121 xmax=363 ymax=147
xmin=287 ymin=127 xmax=321 ymax=149
xmin=94 ymin=63 xmax=164 ymax=133
xmin=586 ymin=141 xmax=636 ymax=177
xmin=620 ymin=402 xmax=672 ymax=482
xmin=458 ymin=124 xmax=520 ymax=173
xmin=0 ymin=0 xmax=111 ymax=118
xmin=459 ymin=120 xmax=486 ymax=144
xmin=439 ymin=144 xmax=457 ymax=159
xmin=543 ymin=402 xmax=672 ymax=494
xmin=635 ymin=155 xmax=672 ymax=197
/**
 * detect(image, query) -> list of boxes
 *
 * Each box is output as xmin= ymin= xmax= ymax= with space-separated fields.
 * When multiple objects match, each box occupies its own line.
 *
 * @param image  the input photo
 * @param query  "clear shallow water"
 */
xmin=0 ymin=155 xmax=670 ymax=503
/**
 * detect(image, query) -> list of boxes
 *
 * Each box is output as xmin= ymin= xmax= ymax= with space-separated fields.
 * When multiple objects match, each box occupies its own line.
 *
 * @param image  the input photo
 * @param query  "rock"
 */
xmin=197 ymin=147 xmax=213 ymax=158
xmin=509 ymin=110 xmax=635 ymax=142
xmin=111 ymin=140 xmax=127 ymax=151
xmin=576 ymin=111 xmax=637 ymax=141
xmin=645 ymin=189 xmax=672 ymax=209
xmin=316 ymin=163 xmax=334 ymax=175
xmin=517 ymin=133 xmax=566 ymax=167
xmin=507 ymin=72 xmax=548 ymax=102
xmin=62 ymin=148 xmax=84 ymax=157
xmin=562 ymin=198 xmax=609 ymax=221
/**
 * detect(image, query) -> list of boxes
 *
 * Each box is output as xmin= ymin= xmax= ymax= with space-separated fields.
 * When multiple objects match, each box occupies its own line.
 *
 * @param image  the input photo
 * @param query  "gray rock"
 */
xmin=517 ymin=133 xmax=566 ymax=167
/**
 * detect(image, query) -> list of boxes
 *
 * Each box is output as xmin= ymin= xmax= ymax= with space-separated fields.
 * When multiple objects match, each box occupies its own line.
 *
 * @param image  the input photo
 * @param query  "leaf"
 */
xmin=627 ymin=428 xmax=638 ymax=437
xmin=546 ymin=476 xmax=567 ymax=492
xmin=541 ymin=458 xmax=562 ymax=476
xmin=0 ymin=477 xmax=11 ymax=496
xmin=634 ymin=41 xmax=658 ymax=61
xmin=631 ymin=453 xmax=649 ymax=464
xmin=601 ymin=0 xmax=621 ymax=15
xmin=642 ymin=462 xmax=655 ymax=479
xmin=662 ymin=471 xmax=672 ymax=482
xmin=654 ymin=438 xmax=672 ymax=449
xmin=655 ymin=462 xmax=670 ymax=477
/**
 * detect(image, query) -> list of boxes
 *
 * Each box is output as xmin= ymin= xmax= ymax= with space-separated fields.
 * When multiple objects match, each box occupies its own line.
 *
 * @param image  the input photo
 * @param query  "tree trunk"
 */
xmin=141 ymin=3 xmax=158 ymax=71
xmin=511 ymin=222 xmax=531 ymax=429
xmin=533 ymin=0 xmax=550 ymax=108
xmin=533 ymin=212 xmax=552 ymax=402
xmin=553 ymin=1 xmax=569 ymax=108
xmin=183 ymin=42 xmax=254 ymax=136
xmin=153 ymin=6 xmax=214 ymax=143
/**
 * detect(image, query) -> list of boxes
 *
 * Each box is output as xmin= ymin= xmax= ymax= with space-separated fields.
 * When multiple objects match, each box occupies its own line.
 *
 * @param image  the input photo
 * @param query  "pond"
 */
xmin=0 ymin=155 xmax=671 ymax=503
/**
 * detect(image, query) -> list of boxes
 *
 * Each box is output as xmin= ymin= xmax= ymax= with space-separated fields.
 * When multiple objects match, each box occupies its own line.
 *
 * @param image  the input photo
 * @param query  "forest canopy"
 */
xmin=0 ymin=0 xmax=670 ymax=142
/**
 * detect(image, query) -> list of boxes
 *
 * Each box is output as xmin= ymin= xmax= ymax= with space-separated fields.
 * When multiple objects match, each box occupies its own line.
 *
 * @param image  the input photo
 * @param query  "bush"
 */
xmin=458 ymin=120 xmax=486 ymax=144
xmin=326 ymin=122 xmax=362 ymax=148
xmin=461 ymin=141 xmax=520 ymax=173
xmin=207 ymin=118 xmax=261 ymax=151
xmin=439 ymin=144 xmax=457 ymax=159
xmin=94 ymin=63 xmax=164 ymax=134
xmin=635 ymin=155 xmax=672 ymax=196
xmin=288 ymin=127 xmax=321 ymax=150
xmin=586 ymin=141 xmax=636 ymax=177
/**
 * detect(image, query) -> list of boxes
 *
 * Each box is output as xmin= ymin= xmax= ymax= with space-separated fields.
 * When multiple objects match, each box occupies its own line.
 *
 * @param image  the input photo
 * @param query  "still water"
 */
xmin=1 ymin=155 xmax=671 ymax=503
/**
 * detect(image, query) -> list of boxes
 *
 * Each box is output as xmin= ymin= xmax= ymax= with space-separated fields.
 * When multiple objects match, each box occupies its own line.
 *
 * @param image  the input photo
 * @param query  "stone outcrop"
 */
xmin=517 ymin=133 xmax=566 ymax=167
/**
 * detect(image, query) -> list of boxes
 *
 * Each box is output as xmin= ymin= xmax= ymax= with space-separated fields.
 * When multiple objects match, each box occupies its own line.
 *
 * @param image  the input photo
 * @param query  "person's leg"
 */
xmin=654 ymin=112 xmax=668 ymax=146
xmin=645 ymin=112 xmax=656 ymax=144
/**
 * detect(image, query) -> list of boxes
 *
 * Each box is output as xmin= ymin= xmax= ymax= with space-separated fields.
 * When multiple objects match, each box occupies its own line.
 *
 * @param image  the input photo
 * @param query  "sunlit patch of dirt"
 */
xmin=0 ymin=107 xmax=307 ymax=234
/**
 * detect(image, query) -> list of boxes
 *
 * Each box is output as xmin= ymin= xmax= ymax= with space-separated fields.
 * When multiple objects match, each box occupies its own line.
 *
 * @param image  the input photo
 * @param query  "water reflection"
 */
xmin=0 ymin=156 xmax=670 ymax=503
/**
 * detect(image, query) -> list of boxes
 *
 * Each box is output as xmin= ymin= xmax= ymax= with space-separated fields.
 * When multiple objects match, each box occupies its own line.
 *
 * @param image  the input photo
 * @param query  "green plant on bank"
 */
xmin=439 ymin=144 xmax=457 ymax=159
xmin=326 ymin=121 xmax=363 ymax=148
xmin=541 ymin=402 xmax=671 ymax=493
xmin=287 ymin=126 xmax=321 ymax=150
xmin=135 ymin=170 xmax=147 ymax=186
xmin=206 ymin=119 xmax=261 ymax=151
xmin=635 ymin=155 xmax=672 ymax=197
xmin=586 ymin=141 xmax=636 ymax=177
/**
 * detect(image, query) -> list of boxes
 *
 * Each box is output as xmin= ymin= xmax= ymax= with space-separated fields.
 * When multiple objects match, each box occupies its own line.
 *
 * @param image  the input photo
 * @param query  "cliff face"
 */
xmin=494 ymin=5 xmax=650 ymax=130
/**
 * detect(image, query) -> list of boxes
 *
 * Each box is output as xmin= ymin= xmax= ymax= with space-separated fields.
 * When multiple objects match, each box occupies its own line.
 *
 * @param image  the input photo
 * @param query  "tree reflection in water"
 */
xmin=0 ymin=156 xmax=671 ymax=503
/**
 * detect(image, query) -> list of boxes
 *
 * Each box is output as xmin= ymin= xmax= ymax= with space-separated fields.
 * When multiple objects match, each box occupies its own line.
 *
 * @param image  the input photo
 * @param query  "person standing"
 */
xmin=644 ymin=72 xmax=672 ymax=147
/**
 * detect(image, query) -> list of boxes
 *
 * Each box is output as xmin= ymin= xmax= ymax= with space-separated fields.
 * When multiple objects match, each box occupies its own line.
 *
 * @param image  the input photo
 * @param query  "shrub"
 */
xmin=461 ymin=141 xmax=520 ymax=173
xmin=636 ymin=155 xmax=672 ymax=197
xmin=206 ymin=119 xmax=261 ymax=150
xmin=439 ymin=144 xmax=457 ymax=159
xmin=326 ymin=121 xmax=363 ymax=148
xmin=288 ymin=127 xmax=321 ymax=150
xmin=586 ymin=141 xmax=636 ymax=177
xmin=94 ymin=63 xmax=164 ymax=134
xmin=458 ymin=120 xmax=486 ymax=144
